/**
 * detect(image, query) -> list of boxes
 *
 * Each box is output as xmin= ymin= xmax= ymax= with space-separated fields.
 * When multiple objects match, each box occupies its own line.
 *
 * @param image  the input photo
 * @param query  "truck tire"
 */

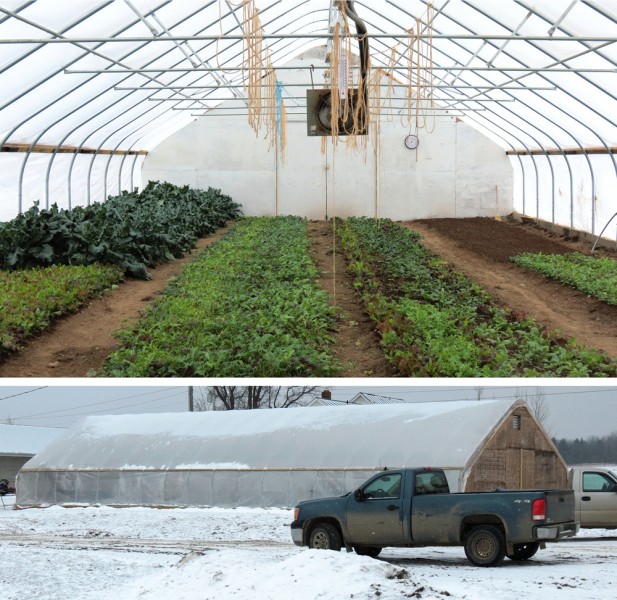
xmin=354 ymin=546 xmax=382 ymax=558
xmin=308 ymin=523 xmax=342 ymax=551
xmin=464 ymin=525 xmax=506 ymax=567
xmin=507 ymin=542 xmax=540 ymax=561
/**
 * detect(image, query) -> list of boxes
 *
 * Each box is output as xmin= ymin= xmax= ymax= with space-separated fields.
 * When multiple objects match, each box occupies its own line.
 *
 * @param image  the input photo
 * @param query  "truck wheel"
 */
xmin=354 ymin=546 xmax=382 ymax=558
xmin=507 ymin=542 xmax=540 ymax=561
xmin=308 ymin=523 xmax=342 ymax=551
xmin=464 ymin=525 xmax=506 ymax=567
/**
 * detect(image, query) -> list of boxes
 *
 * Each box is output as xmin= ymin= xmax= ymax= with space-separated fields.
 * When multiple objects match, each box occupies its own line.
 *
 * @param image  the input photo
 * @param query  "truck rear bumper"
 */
xmin=534 ymin=522 xmax=579 ymax=541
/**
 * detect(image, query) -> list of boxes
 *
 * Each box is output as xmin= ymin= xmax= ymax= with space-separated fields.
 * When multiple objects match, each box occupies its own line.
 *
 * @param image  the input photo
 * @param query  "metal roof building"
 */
xmin=0 ymin=423 xmax=65 ymax=484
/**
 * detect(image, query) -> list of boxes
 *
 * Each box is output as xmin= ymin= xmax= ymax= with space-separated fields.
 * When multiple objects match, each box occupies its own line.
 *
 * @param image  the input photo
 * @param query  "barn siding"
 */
xmin=465 ymin=407 xmax=567 ymax=491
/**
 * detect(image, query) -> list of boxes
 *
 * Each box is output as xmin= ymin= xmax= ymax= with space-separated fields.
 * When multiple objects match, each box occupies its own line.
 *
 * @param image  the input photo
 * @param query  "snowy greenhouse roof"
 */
xmin=1 ymin=2 xmax=617 ymax=221
xmin=22 ymin=399 xmax=522 ymax=472
xmin=0 ymin=423 xmax=65 ymax=456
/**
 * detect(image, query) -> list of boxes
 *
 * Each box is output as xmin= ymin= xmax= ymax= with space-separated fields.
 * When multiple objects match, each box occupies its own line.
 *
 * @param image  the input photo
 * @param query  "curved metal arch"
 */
xmin=51 ymin=1 xmax=326 ymax=207
xmin=463 ymin=0 xmax=613 ymax=232
xmin=89 ymin=3 xmax=329 ymax=203
xmin=409 ymin=0 xmax=597 ymax=230
xmin=3 ymin=1 xmax=174 ymax=210
xmin=48 ymin=0 xmax=228 ymax=207
xmin=366 ymin=0 xmax=560 ymax=219
xmin=512 ymin=0 xmax=617 ymax=232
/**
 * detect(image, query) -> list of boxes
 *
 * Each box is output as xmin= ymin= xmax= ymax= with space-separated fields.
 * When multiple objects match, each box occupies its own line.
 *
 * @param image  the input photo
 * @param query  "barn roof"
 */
xmin=0 ymin=423 xmax=65 ymax=457
xmin=22 ymin=399 xmax=523 ymax=472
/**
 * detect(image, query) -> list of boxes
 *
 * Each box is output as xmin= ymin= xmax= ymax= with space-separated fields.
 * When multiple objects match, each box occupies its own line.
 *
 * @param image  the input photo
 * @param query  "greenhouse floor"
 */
xmin=0 ymin=227 xmax=230 ymax=378
xmin=1 ymin=217 xmax=616 ymax=378
xmin=408 ymin=217 xmax=617 ymax=359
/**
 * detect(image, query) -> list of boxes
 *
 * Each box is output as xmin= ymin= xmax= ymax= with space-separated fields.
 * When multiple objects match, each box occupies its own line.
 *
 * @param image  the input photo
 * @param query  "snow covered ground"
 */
xmin=0 ymin=495 xmax=615 ymax=600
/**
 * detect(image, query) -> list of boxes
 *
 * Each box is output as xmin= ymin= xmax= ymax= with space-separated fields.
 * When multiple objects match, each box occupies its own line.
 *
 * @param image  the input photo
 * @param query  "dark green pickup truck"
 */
xmin=290 ymin=467 xmax=579 ymax=566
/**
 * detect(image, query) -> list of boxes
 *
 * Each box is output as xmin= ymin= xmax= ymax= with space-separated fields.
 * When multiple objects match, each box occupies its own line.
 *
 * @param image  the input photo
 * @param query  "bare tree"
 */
xmin=517 ymin=387 xmax=552 ymax=435
xmin=194 ymin=386 xmax=321 ymax=410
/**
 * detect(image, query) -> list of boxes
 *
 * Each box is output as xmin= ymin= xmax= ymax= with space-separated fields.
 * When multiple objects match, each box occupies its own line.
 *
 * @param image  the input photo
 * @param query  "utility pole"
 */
xmin=188 ymin=386 xmax=194 ymax=412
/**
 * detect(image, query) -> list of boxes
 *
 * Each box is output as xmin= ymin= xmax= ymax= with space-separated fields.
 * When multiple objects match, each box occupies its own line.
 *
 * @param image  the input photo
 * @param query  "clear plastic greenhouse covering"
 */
xmin=17 ymin=400 xmax=519 ymax=508
xmin=1 ymin=1 xmax=617 ymax=237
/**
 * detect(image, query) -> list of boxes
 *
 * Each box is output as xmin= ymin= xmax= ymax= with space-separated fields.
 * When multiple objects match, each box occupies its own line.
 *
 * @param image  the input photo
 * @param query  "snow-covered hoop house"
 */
xmin=0 ymin=424 xmax=64 ymax=484
xmin=1 ymin=2 xmax=617 ymax=244
xmin=16 ymin=400 xmax=568 ymax=508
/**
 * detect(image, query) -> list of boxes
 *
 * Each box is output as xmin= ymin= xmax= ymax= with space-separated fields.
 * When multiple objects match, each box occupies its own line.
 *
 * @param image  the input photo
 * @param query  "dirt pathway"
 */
xmin=0 ymin=228 xmax=230 ymax=378
xmin=405 ymin=218 xmax=617 ymax=359
xmin=308 ymin=220 xmax=396 ymax=377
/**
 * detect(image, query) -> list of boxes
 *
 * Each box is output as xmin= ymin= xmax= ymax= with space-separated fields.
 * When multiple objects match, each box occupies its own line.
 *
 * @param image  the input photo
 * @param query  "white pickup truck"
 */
xmin=568 ymin=465 xmax=617 ymax=529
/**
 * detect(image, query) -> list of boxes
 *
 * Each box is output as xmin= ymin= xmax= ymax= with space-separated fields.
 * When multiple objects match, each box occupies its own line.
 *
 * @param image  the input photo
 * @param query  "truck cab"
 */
xmin=568 ymin=465 xmax=617 ymax=529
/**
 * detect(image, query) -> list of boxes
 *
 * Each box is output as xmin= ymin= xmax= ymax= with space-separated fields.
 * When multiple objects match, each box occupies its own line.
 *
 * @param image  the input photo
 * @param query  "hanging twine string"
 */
xmin=240 ymin=0 xmax=285 ymax=149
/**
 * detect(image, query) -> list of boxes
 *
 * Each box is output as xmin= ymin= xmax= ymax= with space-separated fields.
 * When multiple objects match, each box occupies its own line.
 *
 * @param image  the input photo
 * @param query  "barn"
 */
xmin=16 ymin=399 xmax=567 ymax=508
xmin=0 ymin=424 xmax=65 ymax=485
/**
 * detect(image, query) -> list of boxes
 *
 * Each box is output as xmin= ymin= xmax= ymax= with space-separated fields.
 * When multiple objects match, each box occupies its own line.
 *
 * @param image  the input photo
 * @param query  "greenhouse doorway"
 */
xmin=276 ymin=122 xmax=375 ymax=219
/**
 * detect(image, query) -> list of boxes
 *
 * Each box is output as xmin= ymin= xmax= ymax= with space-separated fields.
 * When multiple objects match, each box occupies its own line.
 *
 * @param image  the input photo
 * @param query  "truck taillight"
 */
xmin=532 ymin=498 xmax=546 ymax=521
xmin=294 ymin=507 xmax=300 ymax=521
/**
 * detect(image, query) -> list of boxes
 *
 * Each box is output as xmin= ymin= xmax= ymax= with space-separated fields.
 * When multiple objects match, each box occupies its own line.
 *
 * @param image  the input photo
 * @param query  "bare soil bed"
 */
xmin=406 ymin=217 xmax=617 ymax=359
xmin=2 ymin=217 xmax=616 ymax=378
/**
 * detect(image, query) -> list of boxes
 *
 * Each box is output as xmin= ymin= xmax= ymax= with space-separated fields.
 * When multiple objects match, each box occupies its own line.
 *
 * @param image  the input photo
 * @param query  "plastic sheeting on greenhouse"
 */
xmin=17 ymin=399 xmax=525 ymax=508
xmin=0 ymin=0 xmax=617 ymax=237
xmin=1 ymin=1 xmax=616 ymax=235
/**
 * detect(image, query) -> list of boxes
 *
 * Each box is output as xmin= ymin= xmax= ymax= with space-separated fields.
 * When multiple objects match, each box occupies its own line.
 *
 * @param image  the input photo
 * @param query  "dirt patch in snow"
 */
xmin=0 ymin=228 xmax=230 ymax=378
xmin=405 ymin=217 xmax=617 ymax=359
xmin=308 ymin=220 xmax=396 ymax=378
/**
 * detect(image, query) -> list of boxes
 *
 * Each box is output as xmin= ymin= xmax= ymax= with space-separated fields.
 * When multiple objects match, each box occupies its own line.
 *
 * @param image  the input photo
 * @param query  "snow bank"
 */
xmin=110 ymin=548 xmax=427 ymax=600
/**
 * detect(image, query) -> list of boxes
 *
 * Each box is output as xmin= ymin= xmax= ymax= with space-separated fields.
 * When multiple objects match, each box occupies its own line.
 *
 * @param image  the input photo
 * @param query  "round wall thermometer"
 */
xmin=404 ymin=134 xmax=419 ymax=150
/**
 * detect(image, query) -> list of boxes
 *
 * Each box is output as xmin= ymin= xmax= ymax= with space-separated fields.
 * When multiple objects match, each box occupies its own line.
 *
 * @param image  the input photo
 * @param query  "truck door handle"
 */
xmin=581 ymin=496 xmax=591 ymax=501
xmin=387 ymin=504 xmax=400 ymax=511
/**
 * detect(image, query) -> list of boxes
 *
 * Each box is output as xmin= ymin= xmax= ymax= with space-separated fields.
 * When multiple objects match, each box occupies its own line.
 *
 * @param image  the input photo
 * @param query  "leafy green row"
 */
xmin=512 ymin=252 xmax=617 ymax=305
xmin=100 ymin=217 xmax=339 ymax=377
xmin=339 ymin=217 xmax=617 ymax=377
xmin=0 ymin=264 xmax=123 ymax=357
xmin=0 ymin=181 xmax=242 ymax=279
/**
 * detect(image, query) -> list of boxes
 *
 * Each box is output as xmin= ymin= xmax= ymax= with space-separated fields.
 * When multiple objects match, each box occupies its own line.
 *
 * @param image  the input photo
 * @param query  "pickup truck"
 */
xmin=291 ymin=467 xmax=579 ymax=567
xmin=568 ymin=465 xmax=617 ymax=529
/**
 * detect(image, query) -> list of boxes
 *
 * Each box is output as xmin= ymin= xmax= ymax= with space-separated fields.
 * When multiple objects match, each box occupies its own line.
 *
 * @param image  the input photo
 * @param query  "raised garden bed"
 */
xmin=0 ymin=264 xmax=123 ymax=357
xmin=338 ymin=217 xmax=617 ymax=377
xmin=512 ymin=252 xmax=617 ymax=305
xmin=100 ymin=217 xmax=340 ymax=377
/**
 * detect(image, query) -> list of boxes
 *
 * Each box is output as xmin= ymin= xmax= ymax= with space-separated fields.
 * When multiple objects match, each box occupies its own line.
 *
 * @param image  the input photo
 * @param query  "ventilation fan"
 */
xmin=306 ymin=1 xmax=369 ymax=137
xmin=306 ymin=88 xmax=367 ymax=136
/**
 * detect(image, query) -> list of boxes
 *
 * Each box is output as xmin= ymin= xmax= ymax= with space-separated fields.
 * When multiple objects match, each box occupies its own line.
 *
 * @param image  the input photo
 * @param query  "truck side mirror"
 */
xmin=354 ymin=489 xmax=366 ymax=502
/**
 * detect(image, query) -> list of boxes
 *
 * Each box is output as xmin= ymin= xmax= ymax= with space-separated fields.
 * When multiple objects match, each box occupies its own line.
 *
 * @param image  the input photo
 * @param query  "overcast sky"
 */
xmin=0 ymin=383 xmax=615 ymax=439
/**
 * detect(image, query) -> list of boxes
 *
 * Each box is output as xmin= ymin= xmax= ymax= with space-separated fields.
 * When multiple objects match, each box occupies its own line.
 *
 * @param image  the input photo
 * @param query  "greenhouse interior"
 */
xmin=2 ymin=0 xmax=617 ymax=229
xmin=1 ymin=0 xmax=617 ymax=379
